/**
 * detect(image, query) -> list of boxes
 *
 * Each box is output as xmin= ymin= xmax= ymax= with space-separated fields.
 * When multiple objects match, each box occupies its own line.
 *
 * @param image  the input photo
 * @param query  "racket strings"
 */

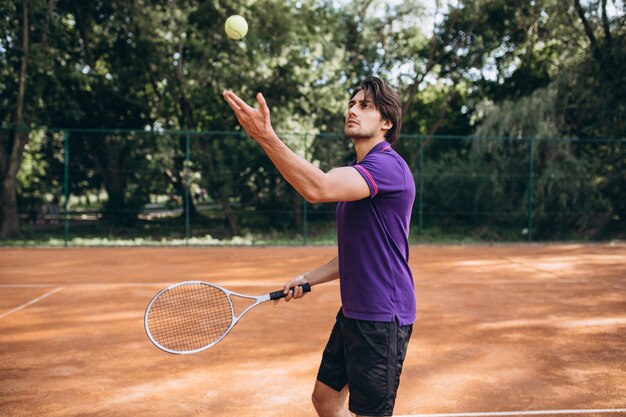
xmin=147 ymin=283 xmax=233 ymax=352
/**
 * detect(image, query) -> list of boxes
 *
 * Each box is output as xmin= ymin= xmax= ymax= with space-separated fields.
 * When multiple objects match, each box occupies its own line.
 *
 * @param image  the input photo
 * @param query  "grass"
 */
xmin=3 ymin=208 xmax=620 ymax=247
xmin=1 ymin=213 xmax=339 ymax=247
xmin=3 ymin=219 xmax=533 ymax=247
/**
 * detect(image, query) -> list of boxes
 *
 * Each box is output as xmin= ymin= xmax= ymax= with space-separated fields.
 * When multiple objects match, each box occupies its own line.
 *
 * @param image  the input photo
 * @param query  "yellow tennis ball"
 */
xmin=225 ymin=15 xmax=248 ymax=40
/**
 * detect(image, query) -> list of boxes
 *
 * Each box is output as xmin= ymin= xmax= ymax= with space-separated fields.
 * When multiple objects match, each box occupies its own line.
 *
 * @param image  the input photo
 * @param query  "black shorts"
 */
xmin=316 ymin=309 xmax=413 ymax=416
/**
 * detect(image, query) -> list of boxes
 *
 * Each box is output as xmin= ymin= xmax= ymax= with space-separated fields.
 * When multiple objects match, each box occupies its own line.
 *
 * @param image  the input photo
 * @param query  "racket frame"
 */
xmin=144 ymin=281 xmax=273 ymax=355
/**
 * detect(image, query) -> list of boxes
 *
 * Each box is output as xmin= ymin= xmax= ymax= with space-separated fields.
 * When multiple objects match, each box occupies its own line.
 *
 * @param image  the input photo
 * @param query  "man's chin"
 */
xmin=344 ymin=127 xmax=360 ymax=138
xmin=346 ymin=132 xmax=371 ymax=141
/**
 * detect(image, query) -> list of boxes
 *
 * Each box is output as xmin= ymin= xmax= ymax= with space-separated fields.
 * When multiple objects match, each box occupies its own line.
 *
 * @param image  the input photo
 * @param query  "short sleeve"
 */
xmin=352 ymin=151 xmax=407 ymax=199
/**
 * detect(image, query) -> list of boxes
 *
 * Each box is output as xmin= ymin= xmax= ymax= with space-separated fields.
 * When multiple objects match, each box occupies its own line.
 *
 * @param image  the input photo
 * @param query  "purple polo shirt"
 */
xmin=336 ymin=141 xmax=416 ymax=326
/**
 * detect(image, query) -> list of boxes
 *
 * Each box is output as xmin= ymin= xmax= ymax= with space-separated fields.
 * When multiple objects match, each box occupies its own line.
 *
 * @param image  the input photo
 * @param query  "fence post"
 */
xmin=185 ymin=132 xmax=190 ymax=245
xmin=418 ymin=136 xmax=424 ymax=239
xmin=303 ymin=133 xmax=309 ymax=245
xmin=63 ymin=130 xmax=70 ymax=247
xmin=527 ymin=137 xmax=534 ymax=242
xmin=303 ymin=199 xmax=308 ymax=245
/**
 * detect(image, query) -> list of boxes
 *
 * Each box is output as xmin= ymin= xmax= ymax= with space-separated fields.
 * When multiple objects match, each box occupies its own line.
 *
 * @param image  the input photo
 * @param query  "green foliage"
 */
xmin=446 ymin=0 xmax=625 ymax=239
xmin=2 ymin=0 xmax=624 ymax=241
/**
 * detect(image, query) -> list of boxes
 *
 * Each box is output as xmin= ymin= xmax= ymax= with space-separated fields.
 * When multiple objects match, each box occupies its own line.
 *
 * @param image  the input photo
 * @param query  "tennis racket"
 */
xmin=144 ymin=281 xmax=311 ymax=355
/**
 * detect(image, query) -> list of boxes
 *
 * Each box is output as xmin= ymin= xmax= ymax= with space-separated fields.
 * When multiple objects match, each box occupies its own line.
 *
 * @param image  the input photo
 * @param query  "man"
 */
xmin=223 ymin=76 xmax=416 ymax=417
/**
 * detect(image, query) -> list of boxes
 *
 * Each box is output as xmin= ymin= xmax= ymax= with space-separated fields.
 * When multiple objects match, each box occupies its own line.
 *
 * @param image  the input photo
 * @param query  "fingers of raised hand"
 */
xmin=222 ymin=91 xmax=240 ymax=112
xmin=257 ymin=93 xmax=270 ymax=117
xmin=223 ymin=90 xmax=254 ymax=113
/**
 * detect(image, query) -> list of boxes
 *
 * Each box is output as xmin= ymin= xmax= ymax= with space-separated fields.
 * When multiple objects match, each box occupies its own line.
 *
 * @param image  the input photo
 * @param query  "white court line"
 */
xmin=396 ymin=408 xmax=626 ymax=417
xmin=0 ymin=282 xmax=339 ymax=288
xmin=0 ymin=287 xmax=63 ymax=319
xmin=0 ymin=284 xmax=58 ymax=287
xmin=0 ymin=283 xmax=167 ymax=288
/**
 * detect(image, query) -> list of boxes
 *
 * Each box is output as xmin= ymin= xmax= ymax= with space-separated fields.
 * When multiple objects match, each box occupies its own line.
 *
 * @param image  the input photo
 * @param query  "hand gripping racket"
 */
xmin=144 ymin=281 xmax=311 ymax=355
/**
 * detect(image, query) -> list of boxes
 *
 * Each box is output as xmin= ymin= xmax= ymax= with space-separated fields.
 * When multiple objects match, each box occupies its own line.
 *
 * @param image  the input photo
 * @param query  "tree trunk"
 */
xmin=101 ymin=162 xmax=128 ymax=225
xmin=293 ymin=192 xmax=302 ymax=230
xmin=0 ymin=129 xmax=30 ymax=238
xmin=0 ymin=0 xmax=30 ymax=239
xmin=218 ymin=189 xmax=241 ymax=236
xmin=1 ymin=170 xmax=23 ymax=238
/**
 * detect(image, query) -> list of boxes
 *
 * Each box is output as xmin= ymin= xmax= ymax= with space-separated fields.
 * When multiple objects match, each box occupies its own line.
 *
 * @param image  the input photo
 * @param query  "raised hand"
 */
xmin=223 ymin=90 xmax=276 ymax=145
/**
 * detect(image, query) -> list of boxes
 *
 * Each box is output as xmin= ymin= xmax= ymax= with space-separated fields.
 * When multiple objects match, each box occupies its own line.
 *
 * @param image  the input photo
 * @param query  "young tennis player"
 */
xmin=223 ymin=76 xmax=416 ymax=417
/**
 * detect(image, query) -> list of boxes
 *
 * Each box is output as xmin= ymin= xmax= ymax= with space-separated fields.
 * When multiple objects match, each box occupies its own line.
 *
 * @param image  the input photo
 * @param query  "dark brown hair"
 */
xmin=350 ymin=76 xmax=403 ymax=145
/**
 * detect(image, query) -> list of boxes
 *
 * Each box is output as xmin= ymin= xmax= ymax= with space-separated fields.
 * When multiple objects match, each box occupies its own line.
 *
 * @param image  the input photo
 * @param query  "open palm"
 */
xmin=223 ymin=90 xmax=275 ymax=143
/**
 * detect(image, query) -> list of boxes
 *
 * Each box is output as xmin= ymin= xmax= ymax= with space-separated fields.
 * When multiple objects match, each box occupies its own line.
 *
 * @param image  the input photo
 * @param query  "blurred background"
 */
xmin=0 ymin=0 xmax=624 ymax=245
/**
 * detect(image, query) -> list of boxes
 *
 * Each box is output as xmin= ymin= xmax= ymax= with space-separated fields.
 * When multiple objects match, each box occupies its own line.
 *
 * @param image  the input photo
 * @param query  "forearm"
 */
xmin=223 ymin=90 xmax=367 ymax=202
xmin=303 ymin=256 xmax=340 ymax=286
xmin=258 ymin=132 xmax=328 ymax=203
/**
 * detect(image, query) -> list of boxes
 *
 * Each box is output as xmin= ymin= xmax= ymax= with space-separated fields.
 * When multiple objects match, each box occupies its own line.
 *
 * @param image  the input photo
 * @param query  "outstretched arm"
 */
xmin=223 ymin=90 xmax=369 ymax=203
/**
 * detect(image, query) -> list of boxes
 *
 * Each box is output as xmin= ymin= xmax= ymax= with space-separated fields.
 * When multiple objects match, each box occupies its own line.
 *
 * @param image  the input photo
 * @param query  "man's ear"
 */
xmin=381 ymin=119 xmax=393 ymax=132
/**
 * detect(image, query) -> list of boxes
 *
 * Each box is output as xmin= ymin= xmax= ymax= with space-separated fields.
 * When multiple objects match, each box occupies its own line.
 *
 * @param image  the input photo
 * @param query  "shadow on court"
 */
xmin=0 ymin=244 xmax=625 ymax=417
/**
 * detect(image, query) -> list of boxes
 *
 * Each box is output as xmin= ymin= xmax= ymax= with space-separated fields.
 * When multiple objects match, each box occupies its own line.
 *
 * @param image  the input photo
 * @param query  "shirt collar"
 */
xmin=369 ymin=141 xmax=391 ymax=155
xmin=350 ymin=141 xmax=391 ymax=166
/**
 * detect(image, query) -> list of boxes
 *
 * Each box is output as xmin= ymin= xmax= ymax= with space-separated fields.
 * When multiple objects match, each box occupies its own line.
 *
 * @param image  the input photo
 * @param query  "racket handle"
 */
xmin=269 ymin=282 xmax=312 ymax=300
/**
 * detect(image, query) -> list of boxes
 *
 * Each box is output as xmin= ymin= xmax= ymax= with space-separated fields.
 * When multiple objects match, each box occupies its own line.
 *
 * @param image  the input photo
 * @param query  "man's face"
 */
xmin=344 ymin=90 xmax=391 ymax=141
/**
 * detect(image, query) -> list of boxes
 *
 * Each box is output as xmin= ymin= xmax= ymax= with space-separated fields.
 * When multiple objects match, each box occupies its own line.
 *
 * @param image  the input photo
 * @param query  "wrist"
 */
xmin=257 ymin=129 xmax=282 ymax=148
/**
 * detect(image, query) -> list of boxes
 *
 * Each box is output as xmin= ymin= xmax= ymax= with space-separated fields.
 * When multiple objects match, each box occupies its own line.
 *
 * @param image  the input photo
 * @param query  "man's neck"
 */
xmin=353 ymin=137 xmax=386 ymax=162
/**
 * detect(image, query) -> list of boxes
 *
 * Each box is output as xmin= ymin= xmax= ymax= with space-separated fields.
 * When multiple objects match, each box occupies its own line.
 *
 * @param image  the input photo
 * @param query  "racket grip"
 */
xmin=269 ymin=282 xmax=312 ymax=300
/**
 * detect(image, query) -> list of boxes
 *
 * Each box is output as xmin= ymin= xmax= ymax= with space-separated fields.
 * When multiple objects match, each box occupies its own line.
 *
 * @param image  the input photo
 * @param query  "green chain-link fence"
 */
xmin=3 ymin=127 xmax=625 ymax=245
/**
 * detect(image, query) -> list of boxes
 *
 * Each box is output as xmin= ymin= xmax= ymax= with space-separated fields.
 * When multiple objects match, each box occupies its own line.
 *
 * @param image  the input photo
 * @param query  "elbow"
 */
xmin=303 ymin=192 xmax=324 ymax=204
xmin=302 ymin=187 xmax=330 ymax=204
xmin=301 ymin=174 xmax=332 ymax=204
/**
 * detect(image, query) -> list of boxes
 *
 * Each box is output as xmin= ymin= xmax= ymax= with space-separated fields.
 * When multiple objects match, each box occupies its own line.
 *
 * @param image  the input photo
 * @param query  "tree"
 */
xmin=0 ymin=0 xmax=59 ymax=237
xmin=0 ymin=0 xmax=30 ymax=238
xmin=464 ymin=0 xmax=625 ymax=237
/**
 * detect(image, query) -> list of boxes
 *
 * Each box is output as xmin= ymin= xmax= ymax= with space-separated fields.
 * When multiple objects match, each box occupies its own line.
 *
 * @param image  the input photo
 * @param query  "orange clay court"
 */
xmin=0 ymin=244 xmax=625 ymax=417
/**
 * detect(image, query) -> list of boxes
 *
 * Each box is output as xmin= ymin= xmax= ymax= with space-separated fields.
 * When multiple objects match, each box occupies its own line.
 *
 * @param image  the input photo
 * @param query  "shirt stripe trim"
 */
xmin=354 ymin=164 xmax=378 ymax=197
